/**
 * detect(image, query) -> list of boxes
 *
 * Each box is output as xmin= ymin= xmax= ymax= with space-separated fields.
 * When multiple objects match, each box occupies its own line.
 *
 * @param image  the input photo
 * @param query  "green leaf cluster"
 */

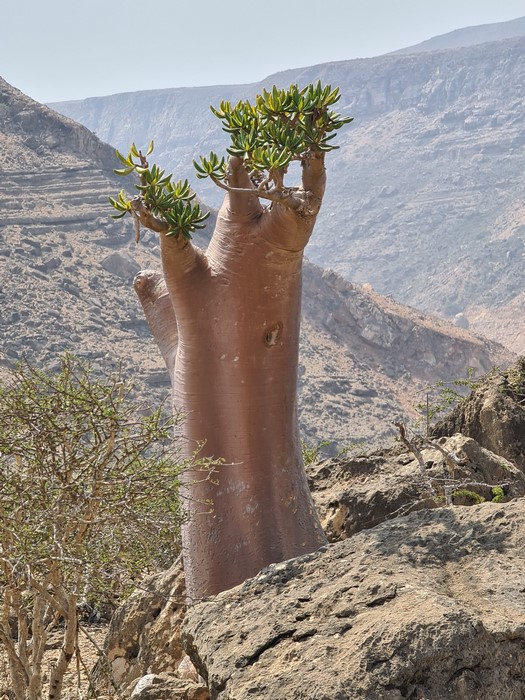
xmin=491 ymin=485 xmax=505 ymax=503
xmin=194 ymin=151 xmax=226 ymax=181
xmin=108 ymin=188 xmax=131 ymax=219
xmin=109 ymin=142 xmax=209 ymax=240
xmin=198 ymin=81 xmax=353 ymax=181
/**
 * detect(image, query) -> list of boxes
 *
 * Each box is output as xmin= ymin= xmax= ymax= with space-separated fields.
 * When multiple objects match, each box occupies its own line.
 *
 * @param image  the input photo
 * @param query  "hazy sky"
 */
xmin=2 ymin=0 xmax=524 ymax=103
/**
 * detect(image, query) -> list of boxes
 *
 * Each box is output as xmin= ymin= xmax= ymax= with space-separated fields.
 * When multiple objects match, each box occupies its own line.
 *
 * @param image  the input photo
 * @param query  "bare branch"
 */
xmin=47 ymin=592 xmax=78 ymax=699
xmin=0 ymin=626 xmax=29 ymax=694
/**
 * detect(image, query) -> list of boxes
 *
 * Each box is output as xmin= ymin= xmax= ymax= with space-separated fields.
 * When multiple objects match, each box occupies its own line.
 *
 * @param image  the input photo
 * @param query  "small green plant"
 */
xmin=491 ymin=486 xmax=505 ymax=503
xmin=395 ymin=421 xmax=511 ymax=512
xmin=301 ymin=439 xmax=331 ymax=466
xmin=451 ymin=489 xmax=486 ymax=504
xmin=301 ymin=439 xmax=363 ymax=466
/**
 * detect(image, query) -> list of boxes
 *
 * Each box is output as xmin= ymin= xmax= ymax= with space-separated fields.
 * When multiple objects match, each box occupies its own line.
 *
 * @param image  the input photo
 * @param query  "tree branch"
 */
xmin=220 ymin=156 xmax=263 ymax=217
xmin=211 ymin=154 xmax=327 ymax=218
xmin=27 ymin=573 xmax=67 ymax=617
xmin=394 ymin=422 xmax=437 ymax=498
xmin=213 ymin=176 xmax=305 ymax=212
xmin=0 ymin=625 xmax=29 ymax=696
xmin=47 ymin=592 xmax=78 ymax=700
xmin=133 ymin=270 xmax=178 ymax=380
xmin=300 ymin=151 xmax=326 ymax=215
xmin=129 ymin=196 xmax=170 ymax=234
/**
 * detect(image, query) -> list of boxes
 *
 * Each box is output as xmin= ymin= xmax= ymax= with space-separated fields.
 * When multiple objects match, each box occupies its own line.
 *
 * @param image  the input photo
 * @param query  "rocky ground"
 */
xmin=0 ymin=625 xmax=107 ymax=698
xmin=184 ymin=499 xmax=525 ymax=700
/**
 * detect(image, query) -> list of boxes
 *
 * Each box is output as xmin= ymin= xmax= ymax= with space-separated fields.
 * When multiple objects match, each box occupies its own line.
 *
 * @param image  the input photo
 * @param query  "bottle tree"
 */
xmin=110 ymin=82 xmax=352 ymax=600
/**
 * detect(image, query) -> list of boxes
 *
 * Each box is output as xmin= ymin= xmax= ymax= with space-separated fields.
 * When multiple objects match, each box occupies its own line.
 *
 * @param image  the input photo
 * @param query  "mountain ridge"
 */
xmin=391 ymin=15 xmax=525 ymax=55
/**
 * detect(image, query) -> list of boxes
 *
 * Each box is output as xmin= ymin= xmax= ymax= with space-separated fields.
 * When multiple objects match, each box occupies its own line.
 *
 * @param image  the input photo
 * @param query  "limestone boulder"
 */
xmin=100 ymin=250 xmax=141 ymax=281
xmin=182 ymin=499 xmax=525 ymax=700
xmin=433 ymin=358 xmax=525 ymax=472
xmin=93 ymin=559 xmax=186 ymax=694
xmin=129 ymin=673 xmax=209 ymax=700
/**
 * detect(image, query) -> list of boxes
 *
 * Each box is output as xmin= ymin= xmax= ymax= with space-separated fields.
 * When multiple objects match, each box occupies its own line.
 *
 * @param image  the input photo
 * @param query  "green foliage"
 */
xmin=301 ymin=439 xmax=363 ymax=466
xmin=0 ymin=353 xmax=213 ymax=607
xmin=200 ymin=82 xmax=352 ymax=182
xmin=110 ymin=82 xmax=352 ymax=237
xmin=451 ymin=489 xmax=486 ymax=504
xmin=109 ymin=141 xmax=210 ymax=240
xmin=0 ymin=354 xmax=215 ymax=696
xmin=491 ymin=485 xmax=505 ymax=503
xmin=194 ymin=151 xmax=227 ymax=181
xmin=301 ymin=439 xmax=332 ymax=466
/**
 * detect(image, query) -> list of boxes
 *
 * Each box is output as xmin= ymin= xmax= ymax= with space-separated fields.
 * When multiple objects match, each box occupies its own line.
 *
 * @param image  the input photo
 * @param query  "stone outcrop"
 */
xmin=100 ymin=250 xmax=141 ymax=281
xmin=93 ymin=561 xmax=187 ymax=694
xmin=129 ymin=674 xmax=209 ymax=700
xmin=433 ymin=358 xmax=525 ymax=472
xmin=182 ymin=499 xmax=525 ymax=700
xmin=309 ymin=432 xmax=525 ymax=541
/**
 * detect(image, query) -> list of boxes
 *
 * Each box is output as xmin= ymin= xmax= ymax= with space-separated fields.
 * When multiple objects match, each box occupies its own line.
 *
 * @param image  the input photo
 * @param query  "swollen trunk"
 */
xmin=136 ymin=187 xmax=328 ymax=600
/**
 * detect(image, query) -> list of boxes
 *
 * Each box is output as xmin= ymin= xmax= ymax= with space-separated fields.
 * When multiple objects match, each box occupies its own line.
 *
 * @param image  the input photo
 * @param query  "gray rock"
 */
xmin=453 ymin=313 xmax=470 ymax=329
xmin=308 ymin=433 xmax=525 ymax=541
xmin=131 ymin=674 xmax=161 ymax=694
xmin=130 ymin=673 xmax=209 ymax=700
xmin=92 ymin=560 xmax=187 ymax=694
xmin=100 ymin=251 xmax=141 ymax=281
xmin=182 ymin=499 xmax=525 ymax=700
xmin=433 ymin=358 xmax=525 ymax=472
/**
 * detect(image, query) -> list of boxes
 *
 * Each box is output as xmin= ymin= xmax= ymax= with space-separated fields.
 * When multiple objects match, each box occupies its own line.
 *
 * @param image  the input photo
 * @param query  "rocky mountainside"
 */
xmin=52 ymin=33 xmax=525 ymax=354
xmin=0 ymin=76 xmax=514 ymax=450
